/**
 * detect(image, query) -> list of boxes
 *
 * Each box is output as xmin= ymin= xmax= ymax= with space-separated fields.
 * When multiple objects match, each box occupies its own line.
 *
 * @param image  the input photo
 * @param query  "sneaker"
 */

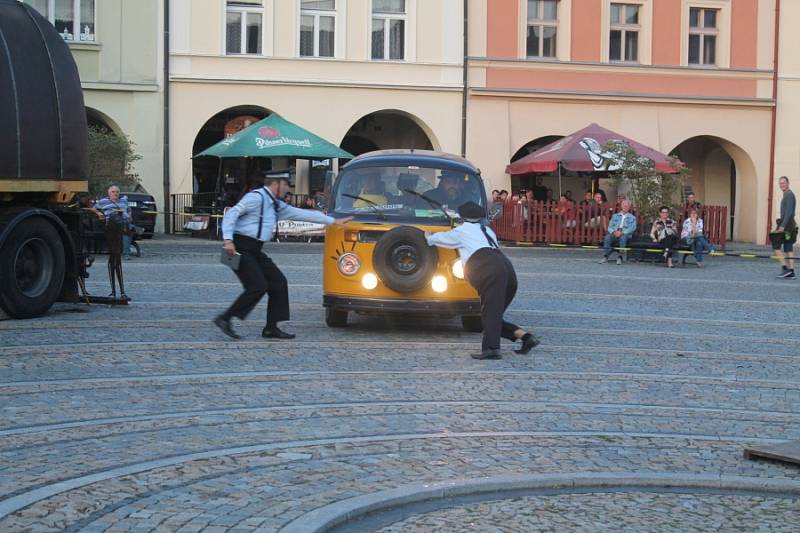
xmin=616 ymin=257 xmax=623 ymax=265
xmin=598 ymin=257 xmax=609 ymax=264
xmin=777 ymin=269 xmax=795 ymax=279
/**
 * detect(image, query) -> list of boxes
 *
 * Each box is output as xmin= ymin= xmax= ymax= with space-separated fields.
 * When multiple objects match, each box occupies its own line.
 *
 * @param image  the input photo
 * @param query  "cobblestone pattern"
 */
xmin=376 ymin=491 xmax=800 ymax=532
xmin=0 ymin=241 xmax=798 ymax=531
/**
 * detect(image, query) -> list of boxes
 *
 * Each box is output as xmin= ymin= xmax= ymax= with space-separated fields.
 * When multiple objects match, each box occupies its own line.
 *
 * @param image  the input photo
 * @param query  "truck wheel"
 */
xmin=325 ymin=308 xmax=348 ymax=327
xmin=0 ymin=218 xmax=65 ymax=318
xmin=461 ymin=315 xmax=483 ymax=332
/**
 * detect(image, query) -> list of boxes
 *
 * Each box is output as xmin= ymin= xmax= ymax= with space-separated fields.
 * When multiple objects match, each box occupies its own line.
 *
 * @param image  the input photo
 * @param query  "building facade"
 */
xmin=466 ymin=0 xmax=788 ymax=244
xmin=21 ymin=0 xmax=166 ymax=229
xmin=169 ymin=0 xmax=465 ymax=209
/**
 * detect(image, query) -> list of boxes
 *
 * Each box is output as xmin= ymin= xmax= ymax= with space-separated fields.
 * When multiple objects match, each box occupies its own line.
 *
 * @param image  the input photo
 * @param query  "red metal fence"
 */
xmin=491 ymin=201 xmax=728 ymax=249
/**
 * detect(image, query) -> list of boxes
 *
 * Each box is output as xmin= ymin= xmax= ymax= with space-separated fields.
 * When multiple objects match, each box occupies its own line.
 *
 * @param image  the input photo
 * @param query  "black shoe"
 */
xmin=214 ymin=315 xmax=240 ymax=339
xmin=262 ymin=327 xmax=296 ymax=339
xmin=470 ymin=349 xmax=501 ymax=360
xmin=777 ymin=269 xmax=795 ymax=279
xmin=515 ymin=333 xmax=541 ymax=354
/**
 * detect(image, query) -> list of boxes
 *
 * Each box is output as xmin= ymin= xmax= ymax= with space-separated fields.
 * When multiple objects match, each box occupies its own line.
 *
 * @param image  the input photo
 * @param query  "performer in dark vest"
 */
xmin=426 ymin=201 xmax=540 ymax=359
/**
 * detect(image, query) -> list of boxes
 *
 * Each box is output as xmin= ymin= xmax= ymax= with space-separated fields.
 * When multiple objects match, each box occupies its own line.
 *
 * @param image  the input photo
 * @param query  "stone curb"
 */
xmin=278 ymin=473 xmax=800 ymax=533
xmin=0 ymin=432 xmax=788 ymax=520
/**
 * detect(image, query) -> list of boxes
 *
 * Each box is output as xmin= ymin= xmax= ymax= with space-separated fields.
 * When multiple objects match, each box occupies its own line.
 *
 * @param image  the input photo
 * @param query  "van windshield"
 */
xmin=330 ymin=165 xmax=485 ymax=222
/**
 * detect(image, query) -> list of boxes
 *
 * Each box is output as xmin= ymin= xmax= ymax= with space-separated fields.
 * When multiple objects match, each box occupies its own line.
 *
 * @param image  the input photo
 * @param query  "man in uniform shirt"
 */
xmin=214 ymin=173 xmax=351 ymax=339
xmin=426 ymin=201 xmax=540 ymax=359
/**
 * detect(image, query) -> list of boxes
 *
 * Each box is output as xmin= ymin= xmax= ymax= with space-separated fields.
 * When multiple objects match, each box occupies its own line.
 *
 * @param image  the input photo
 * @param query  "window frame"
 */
xmin=609 ymin=3 xmax=640 ymax=63
xmin=20 ymin=0 xmax=97 ymax=43
xmin=299 ymin=1 xmax=337 ymax=58
xmin=370 ymin=0 xmax=407 ymax=61
xmin=688 ymin=6 xmax=718 ymax=66
xmin=224 ymin=1 xmax=265 ymax=56
xmin=525 ymin=0 xmax=559 ymax=59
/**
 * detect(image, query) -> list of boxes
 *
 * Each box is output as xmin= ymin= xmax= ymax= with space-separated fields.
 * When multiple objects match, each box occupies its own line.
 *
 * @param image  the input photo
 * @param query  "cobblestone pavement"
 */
xmin=1 ymin=237 xmax=799 ymax=532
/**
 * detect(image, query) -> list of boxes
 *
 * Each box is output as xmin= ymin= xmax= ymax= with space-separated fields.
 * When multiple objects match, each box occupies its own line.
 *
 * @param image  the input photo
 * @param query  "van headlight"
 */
xmin=337 ymin=253 xmax=361 ymax=276
xmin=451 ymin=260 xmax=465 ymax=279
xmin=431 ymin=275 xmax=448 ymax=293
xmin=362 ymin=272 xmax=378 ymax=290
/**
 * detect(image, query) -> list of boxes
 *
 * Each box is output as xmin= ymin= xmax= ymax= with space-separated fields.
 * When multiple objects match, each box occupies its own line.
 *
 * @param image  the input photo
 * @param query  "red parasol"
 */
xmin=506 ymin=123 xmax=679 ymax=175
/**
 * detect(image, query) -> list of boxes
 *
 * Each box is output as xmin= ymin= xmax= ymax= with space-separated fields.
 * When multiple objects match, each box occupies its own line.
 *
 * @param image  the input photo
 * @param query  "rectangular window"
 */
xmin=225 ymin=1 xmax=262 ymax=55
xmin=300 ymin=0 xmax=336 ymax=57
xmin=22 ymin=0 xmax=95 ymax=42
xmin=526 ymin=0 xmax=557 ymax=59
xmin=372 ymin=0 xmax=405 ymax=60
xmin=688 ymin=7 xmax=718 ymax=65
xmin=609 ymin=3 xmax=639 ymax=62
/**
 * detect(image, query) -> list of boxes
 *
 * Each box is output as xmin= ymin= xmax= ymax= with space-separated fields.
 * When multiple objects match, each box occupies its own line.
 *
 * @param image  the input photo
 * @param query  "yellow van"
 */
xmin=322 ymin=150 xmax=489 ymax=331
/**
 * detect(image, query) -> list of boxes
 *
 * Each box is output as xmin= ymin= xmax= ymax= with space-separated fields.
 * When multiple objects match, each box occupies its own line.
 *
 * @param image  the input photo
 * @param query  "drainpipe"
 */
xmin=162 ymin=0 xmax=171 ymax=233
xmin=766 ymin=0 xmax=780 ymax=241
xmin=460 ymin=0 xmax=468 ymax=157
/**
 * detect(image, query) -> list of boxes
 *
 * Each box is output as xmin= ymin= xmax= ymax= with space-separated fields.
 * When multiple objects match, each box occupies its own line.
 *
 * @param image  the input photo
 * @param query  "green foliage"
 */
xmin=604 ymin=142 xmax=688 ymax=224
xmin=86 ymin=125 xmax=142 ymax=196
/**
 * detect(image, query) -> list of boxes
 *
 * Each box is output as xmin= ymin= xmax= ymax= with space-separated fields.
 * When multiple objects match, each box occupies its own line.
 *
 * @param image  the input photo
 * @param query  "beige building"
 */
xmin=21 ymin=0 xmax=166 ymax=228
xmin=169 ymin=0 xmax=466 ymax=212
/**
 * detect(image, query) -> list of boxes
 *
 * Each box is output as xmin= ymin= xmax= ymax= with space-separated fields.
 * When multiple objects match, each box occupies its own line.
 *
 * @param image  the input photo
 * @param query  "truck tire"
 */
xmin=372 ymin=226 xmax=438 ymax=293
xmin=0 ymin=218 xmax=65 ymax=318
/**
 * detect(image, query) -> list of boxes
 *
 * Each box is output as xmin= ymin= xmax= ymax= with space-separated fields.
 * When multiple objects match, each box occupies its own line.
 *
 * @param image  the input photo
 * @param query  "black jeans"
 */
xmin=221 ymin=234 xmax=290 ymax=327
xmin=465 ymin=248 xmax=521 ymax=351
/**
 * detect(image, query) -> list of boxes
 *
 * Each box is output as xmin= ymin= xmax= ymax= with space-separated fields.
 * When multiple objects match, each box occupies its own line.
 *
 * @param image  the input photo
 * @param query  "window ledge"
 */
xmin=68 ymin=42 xmax=101 ymax=51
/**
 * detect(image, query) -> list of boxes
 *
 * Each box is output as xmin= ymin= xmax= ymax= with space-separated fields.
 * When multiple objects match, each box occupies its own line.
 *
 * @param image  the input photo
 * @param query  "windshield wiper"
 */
xmin=341 ymin=194 xmax=388 ymax=220
xmin=401 ymin=189 xmax=454 ymax=226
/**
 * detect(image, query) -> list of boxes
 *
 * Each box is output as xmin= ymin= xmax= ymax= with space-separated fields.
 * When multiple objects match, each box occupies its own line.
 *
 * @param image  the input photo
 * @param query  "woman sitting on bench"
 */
xmin=650 ymin=206 xmax=679 ymax=268
xmin=681 ymin=209 xmax=713 ymax=268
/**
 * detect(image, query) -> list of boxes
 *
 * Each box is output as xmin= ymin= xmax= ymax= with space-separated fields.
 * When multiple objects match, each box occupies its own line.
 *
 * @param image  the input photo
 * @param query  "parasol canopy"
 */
xmin=506 ymin=123 xmax=679 ymax=175
xmin=195 ymin=114 xmax=353 ymax=159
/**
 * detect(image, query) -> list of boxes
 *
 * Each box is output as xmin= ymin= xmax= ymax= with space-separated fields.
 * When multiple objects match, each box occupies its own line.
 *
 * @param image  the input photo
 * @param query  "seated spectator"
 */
xmin=545 ymin=188 xmax=555 ymax=204
xmin=579 ymin=191 xmax=593 ymax=206
xmin=587 ymin=191 xmax=611 ymax=229
xmin=650 ymin=206 xmax=679 ymax=268
xmin=499 ymin=189 xmax=509 ymax=202
xmin=556 ymin=194 xmax=576 ymax=228
xmin=683 ymin=193 xmax=702 ymax=217
xmin=300 ymin=195 xmax=317 ymax=209
xmin=599 ymin=199 xmax=636 ymax=264
xmin=488 ymin=189 xmax=503 ymax=219
xmin=532 ymin=177 xmax=548 ymax=201
xmin=681 ymin=209 xmax=713 ymax=268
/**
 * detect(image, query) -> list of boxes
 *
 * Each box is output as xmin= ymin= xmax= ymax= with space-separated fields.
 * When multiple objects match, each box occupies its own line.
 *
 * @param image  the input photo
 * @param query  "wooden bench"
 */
xmin=606 ymin=236 xmax=697 ymax=266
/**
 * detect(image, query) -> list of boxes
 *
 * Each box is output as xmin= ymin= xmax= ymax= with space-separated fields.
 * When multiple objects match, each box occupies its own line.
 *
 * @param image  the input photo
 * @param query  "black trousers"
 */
xmin=464 ymin=248 xmax=521 ymax=351
xmin=221 ymin=234 xmax=290 ymax=326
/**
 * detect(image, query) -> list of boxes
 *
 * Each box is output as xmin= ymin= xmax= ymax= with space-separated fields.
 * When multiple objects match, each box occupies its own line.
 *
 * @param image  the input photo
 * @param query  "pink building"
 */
xmin=467 ymin=0 xmax=793 ymax=243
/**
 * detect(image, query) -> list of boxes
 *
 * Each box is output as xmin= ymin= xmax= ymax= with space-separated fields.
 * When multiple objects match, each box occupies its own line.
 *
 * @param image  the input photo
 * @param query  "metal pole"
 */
xmin=162 ymin=0 xmax=171 ymax=233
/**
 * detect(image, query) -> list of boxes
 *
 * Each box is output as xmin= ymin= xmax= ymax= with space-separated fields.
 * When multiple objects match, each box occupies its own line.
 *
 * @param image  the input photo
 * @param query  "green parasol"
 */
xmin=194 ymin=114 xmax=353 ymax=159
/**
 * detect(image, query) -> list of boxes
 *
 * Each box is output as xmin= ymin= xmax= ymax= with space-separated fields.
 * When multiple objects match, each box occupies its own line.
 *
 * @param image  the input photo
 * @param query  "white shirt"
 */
xmin=221 ymin=187 xmax=334 ymax=241
xmin=617 ymin=212 xmax=631 ymax=230
xmin=425 ymin=222 xmax=499 ymax=265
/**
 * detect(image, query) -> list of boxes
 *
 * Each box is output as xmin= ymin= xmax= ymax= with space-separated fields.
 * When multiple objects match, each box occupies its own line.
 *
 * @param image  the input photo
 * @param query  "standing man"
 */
xmin=775 ymin=176 xmax=797 ymax=280
xmin=426 ymin=201 xmax=540 ymax=360
xmin=214 ymin=173 xmax=351 ymax=339
xmin=599 ymin=199 xmax=636 ymax=265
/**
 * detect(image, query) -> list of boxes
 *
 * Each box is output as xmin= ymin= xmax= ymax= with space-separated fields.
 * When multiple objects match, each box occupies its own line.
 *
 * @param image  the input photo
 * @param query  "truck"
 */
xmin=0 ymin=0 xmax=92 ymax=319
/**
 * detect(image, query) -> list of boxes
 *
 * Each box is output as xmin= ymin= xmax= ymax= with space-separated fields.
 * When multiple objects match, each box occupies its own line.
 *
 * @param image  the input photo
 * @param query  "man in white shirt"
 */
xmin=426 ymin=201 xmax=540 ymax=359
xmin=214 ymin=174 xmax=351 ymax=339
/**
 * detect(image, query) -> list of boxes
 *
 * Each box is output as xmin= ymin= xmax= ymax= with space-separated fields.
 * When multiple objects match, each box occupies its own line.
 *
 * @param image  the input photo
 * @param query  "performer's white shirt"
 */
xmin=426 ymin=222 xmax=498 ymax=265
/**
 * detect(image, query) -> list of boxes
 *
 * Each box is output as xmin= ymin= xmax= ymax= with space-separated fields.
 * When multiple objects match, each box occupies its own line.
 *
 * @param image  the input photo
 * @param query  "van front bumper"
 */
xmin=323 ymin=295 xmax=481 ymax=316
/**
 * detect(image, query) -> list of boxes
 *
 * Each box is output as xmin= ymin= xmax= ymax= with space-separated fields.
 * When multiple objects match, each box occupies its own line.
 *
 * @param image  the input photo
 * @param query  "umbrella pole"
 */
xmin=558 ymin=164 xmax=562 ymax=198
